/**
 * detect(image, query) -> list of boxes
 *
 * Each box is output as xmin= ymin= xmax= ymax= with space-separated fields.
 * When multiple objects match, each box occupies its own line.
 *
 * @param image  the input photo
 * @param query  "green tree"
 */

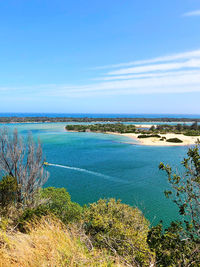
xmin=148 ymin=145 xmax=200 ymax=266
xmin=149 ymin=125 xmax=156 ymax=132
xmin=176 ymin=123 xmax=183 ymax=132
xmin=159 ymin=146 xmax=200 ymax=239
xmin=191 ymin=122 xmax=198 ymax=131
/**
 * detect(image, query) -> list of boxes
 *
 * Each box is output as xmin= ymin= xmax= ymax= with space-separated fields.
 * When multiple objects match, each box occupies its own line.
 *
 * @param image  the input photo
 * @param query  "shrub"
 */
xmin=40 ymin=187 xmax=83 ymax=223
xmin=83 ymin=198 xmax=153 ymax=266
xmin=18 ymin=187 xmax=83 ymax=231
xmin=18 ymin=205 xmax=50 ymax=232
xmin=138 ymin=134 xmax=161 ymax=138
xmin=184 ymin=131 xmax=200 ymax=136
xmin=148 ymin=222 xmax=199 ymax=267
xmin=138 ymin=134 xmax=148 ymax=138
xmin=166 ymin=138 xmax=183 ymax=143
xmin=0 ymin=176 xmax=18 ymax=207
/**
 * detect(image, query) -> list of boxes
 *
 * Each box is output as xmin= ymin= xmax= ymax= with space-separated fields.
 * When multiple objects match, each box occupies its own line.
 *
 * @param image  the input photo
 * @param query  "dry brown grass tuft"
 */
xmin=0 ymin=216 xmax=124 ymax=267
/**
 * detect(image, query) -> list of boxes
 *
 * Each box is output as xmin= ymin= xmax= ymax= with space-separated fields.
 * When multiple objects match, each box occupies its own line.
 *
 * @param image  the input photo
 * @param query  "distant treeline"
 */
xmin=0 ymin=116 xmax=200 ymax=123
xmin=66 ymin=123 xmax=137 ymax=133
xmin=66 ymin=122 xmax=200 ymax=136
xmin=151 ymin=122 xmax=200 ymax=136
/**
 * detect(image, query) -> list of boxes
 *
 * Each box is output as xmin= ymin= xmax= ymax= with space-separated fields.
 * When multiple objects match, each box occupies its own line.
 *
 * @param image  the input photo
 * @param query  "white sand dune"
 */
xmin=120 ymin=133 xmax=199 ymax=146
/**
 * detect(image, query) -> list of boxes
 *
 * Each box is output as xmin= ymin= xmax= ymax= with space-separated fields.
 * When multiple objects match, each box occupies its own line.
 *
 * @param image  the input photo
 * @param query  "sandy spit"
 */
xmin=119 ymin=133 xmax=200 ymax=146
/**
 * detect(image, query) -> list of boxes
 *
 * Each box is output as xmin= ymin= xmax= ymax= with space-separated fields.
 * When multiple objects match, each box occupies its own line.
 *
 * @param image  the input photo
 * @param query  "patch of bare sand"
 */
xmin=121 ymin=133 xmax=199 ymax=146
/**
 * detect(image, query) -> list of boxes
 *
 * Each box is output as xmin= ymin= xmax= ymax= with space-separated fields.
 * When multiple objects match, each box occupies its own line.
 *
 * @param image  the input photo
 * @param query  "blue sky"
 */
xmin=0 ymin=0 xmax=200 ymax=114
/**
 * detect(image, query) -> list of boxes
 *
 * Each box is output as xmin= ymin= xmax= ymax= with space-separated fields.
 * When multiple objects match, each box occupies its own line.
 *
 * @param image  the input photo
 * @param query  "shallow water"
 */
xmin=0 ymin=122 xmax=189 ymax=226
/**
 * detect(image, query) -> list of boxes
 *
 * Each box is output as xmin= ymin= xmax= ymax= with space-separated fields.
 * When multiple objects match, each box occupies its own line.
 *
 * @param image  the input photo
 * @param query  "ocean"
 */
xmin=1 ymin=112 xmax=200 ymax=118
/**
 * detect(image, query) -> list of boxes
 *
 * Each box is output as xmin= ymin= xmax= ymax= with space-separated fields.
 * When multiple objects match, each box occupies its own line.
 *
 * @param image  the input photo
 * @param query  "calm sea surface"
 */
xmin=1 ymin=114 xmax=199 ymax=226
xmin=1 ymin=112 xmax=200 ymax=118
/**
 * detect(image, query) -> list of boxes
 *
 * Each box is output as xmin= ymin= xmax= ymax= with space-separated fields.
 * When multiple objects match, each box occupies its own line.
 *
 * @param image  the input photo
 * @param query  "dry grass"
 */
xmin=0 ymin=216 xmax=124 ymax=267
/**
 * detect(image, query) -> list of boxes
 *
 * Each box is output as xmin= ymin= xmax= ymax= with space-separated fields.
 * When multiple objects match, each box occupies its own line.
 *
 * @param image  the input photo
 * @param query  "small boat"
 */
xmin=43 ymin=162 xmax=49 ymax=166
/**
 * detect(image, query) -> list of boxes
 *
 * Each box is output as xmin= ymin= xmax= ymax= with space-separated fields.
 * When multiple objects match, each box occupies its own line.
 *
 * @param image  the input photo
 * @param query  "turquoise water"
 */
xmin=0 ymin=122 xmax=190 ymax=226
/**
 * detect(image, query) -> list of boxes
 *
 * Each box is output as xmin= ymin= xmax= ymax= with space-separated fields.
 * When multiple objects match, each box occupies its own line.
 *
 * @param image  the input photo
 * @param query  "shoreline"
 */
xmin=66 ymin=129 xmax=199 ymax=146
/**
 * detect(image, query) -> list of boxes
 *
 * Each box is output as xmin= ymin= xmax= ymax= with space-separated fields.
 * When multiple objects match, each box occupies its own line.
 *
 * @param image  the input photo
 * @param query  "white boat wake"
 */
xmin=47 ymin=163 xmax=128 ymax=184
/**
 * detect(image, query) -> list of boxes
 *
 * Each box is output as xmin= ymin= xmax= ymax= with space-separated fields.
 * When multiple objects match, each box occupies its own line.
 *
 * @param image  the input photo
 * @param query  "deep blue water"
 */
xmin=1 ymin=112 xmax=200 ymax=118
xmin=0 ymin=121 xmax=194 ymax=227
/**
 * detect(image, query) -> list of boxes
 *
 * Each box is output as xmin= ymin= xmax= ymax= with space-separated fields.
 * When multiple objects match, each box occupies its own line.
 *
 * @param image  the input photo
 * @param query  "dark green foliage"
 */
xmin=83 ymin=198 xmax=153 ymax=266
xmin=155 ymin=123 xmax=200 ymax=135
xmin=66 ymin=123 xmax=136 ymax=133
xmin=2 ymin=116 xmax=200 ymax=123
xmin=190 ymin=122 xmax=199 ymax=131
xmin=176 ymin=123 xmax=183 ymax=132
xmin=0 ymin=175 xmax=18 ymax=207
xmin=166 ymin=138 xmax=183 ymax=143
xmin=160 ymin=137 xmax=166 ymax=141
xmin=184 ymin=131 xmax=200 ymax=136
xmin=39 ymin=187 xmax=82 ymax=223
xmin=66 ymin=122 xmax=200 ymax=137
xmin=148 ymin=222 xmax=200 ymax=266
xmin=138 ymin=134 xmax=161 ymax=138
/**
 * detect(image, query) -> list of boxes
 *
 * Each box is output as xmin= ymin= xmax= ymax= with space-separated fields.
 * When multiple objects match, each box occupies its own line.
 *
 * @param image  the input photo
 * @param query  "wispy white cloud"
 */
xmin=1 ymin=49 xmax=200 ymax=98
xmin=94 ymin=70 xmax=200 ymax=81
xmin=183 ymin=10 xmax=200 ymax=17
xmin=93 ymin=49 xmax=200 ymax=70
xmin=57 ymin=71 xmax=200 ymax=96
xmin=107 ymin=59 xmax=200 ymax=75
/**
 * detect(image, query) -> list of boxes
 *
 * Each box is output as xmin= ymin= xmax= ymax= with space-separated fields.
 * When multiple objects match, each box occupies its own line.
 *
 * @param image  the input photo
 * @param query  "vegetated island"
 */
xmin=65 ymin=122 xmax=200 ymax=146
xmin=0 ymin=116 xmax=200 ymax=123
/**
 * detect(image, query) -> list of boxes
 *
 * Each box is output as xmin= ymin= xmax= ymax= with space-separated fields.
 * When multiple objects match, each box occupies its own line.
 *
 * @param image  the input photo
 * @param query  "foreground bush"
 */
xmin=0 ymin=175 xmax=18 ymax=207
xmin=83 ymin=198 xmax=153 ymax=266
xmin=148 ymin=222 xmax=200 ymax=267
xmin=18 ymin=187 xmax=82 ymax=230
xmin=0 ymin=216 xmax=125 ymax=267
xmin=40 ymin=187 xmax=83 ymax=223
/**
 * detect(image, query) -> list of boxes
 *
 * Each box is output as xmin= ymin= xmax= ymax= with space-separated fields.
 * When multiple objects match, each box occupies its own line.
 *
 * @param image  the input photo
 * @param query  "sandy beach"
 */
xmin=120 ymin=133 xmax=200 ymax=146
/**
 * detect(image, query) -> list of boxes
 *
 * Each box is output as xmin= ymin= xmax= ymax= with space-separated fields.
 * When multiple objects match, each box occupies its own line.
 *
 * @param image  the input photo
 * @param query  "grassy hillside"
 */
xmin=0 ymin=216 xmax=126 ymax=267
